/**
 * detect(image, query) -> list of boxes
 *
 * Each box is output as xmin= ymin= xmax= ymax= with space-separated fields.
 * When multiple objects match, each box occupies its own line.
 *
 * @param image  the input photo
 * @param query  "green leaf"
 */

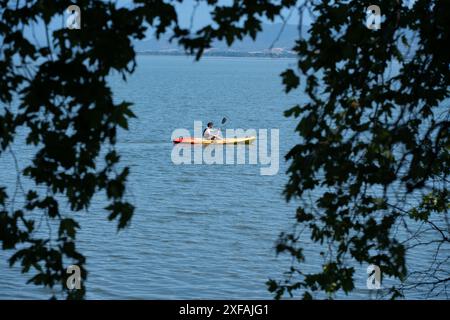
xmin=280 ymin=69 xmax=300 ymax=93
xmin=59 ymin=218 xmax=80 ymax=239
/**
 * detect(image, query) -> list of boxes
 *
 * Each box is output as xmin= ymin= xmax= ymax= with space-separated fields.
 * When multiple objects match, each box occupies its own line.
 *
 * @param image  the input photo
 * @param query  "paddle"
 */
xmin=215 ymin=117 xmax=228 ymax=139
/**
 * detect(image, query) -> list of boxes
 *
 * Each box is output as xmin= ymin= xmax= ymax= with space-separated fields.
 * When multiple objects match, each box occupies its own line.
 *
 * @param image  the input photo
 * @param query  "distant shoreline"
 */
xmin=137 ymin=51 xmax=297 ymax=59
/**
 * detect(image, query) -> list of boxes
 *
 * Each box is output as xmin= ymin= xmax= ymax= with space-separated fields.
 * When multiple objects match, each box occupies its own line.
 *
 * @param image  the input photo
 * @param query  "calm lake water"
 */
xmin=0 ymin=56 xmax=447 ymax=299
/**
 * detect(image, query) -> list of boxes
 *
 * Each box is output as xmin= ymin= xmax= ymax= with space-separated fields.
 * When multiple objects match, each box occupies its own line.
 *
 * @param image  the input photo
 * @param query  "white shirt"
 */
xmin=203 ymin=127 xmax=213 ymax=139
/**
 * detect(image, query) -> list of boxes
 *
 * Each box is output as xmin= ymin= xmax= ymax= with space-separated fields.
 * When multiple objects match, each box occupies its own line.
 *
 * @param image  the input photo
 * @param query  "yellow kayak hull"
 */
xmin=173 ymin=136 xmax=256 ymax=145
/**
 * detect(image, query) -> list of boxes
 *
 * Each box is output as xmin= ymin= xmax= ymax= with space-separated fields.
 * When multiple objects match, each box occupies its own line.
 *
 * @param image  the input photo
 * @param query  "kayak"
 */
xmin=173 ymin=136 xmax=256 ymax=145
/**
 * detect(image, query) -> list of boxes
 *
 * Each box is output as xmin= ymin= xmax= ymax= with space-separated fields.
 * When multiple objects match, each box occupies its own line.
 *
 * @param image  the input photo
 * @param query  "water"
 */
xmin=0 ymin=56 xmax=448 ymax=299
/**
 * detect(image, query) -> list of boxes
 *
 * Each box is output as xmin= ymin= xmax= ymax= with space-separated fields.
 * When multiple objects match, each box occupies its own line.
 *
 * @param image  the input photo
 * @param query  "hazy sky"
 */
xmin=20 ymin=0 xmax=308 ymax=45
xmin=172 ymin=0 xmax=307 ymax=30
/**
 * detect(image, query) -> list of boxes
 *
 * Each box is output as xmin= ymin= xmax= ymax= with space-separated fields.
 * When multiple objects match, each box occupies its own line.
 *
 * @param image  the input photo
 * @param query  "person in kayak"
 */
xmin=203 ymin=122 xmax=221 ymax=140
